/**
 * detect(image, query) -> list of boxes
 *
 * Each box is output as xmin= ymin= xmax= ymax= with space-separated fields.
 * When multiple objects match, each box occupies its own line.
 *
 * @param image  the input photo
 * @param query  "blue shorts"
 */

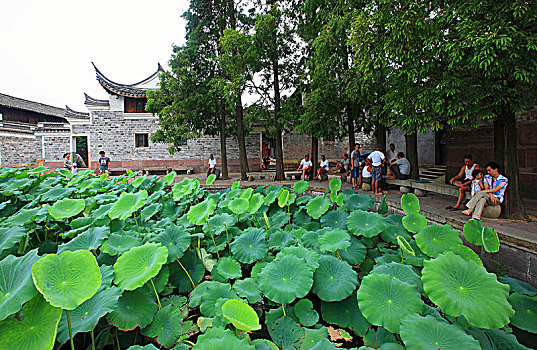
xmin=352 ymin=167 xmax=359 ymax=179
xmin=372 ymin=166 xmax=382 ymax=181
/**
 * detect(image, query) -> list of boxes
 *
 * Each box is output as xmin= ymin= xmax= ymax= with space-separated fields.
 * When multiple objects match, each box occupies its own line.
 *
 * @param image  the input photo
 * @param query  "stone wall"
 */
xmin=0 ymin=135 xmax=42 ymax=166
xmin=385 ymin=128 xmax=436 ymax=166
xmin=42 ymin=134 xmax=71 ymax=162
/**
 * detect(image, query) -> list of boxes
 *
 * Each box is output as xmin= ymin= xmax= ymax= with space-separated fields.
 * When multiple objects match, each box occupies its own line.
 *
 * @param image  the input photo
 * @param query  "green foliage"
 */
xmin=221 ymin=299 xmax=261 ymax=331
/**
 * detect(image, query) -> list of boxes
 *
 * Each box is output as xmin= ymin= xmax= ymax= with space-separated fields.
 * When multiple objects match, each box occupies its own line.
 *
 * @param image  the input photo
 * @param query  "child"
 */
xmin=471 ymin=169 xmax=484 ymax=197
xmin=71 ymin=163 xmax=78 ymax=176
xmin=97 ymin=151 xmax=110 ymax=175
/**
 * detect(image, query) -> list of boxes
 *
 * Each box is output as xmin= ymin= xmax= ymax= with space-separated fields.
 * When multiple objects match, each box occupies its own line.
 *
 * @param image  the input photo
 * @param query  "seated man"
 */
xmin=335 ymin=154 xmax=350 ymax=174
xmin=359 ymin=159 xmax=373 ymax=188
xmin=297 ymin=154 xmax=313 ymax=180
xmin=207 ymin=153 xmax=217 ymax=177
xmin=462 ymin=162 xmax=507 ymax=220
xmin=447 ymin=154 xmax=479 ymax=211
xmin=317 ymin=155 xmax=329 ymax=181
xmin=388 ymin=152 xmax=411 ymax=180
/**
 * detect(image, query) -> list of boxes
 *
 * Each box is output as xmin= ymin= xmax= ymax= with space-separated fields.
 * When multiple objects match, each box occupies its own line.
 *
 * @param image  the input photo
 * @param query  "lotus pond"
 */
xmin=0 ymin=166 xmax=536 ymax=350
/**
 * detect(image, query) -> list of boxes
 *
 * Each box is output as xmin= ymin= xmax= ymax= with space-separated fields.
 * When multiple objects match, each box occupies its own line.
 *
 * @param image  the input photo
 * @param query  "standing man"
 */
xmin=447 ymin=155 xmax=480 ymax=211
xmin=97 ymin=151 xmax=110 ymax=176
xmin=462 ymin=162 xmax=507 ymax=220
xmin=367 ymin=145 xmax=386 ymax=195
xmin=207 ymin=154 xmax=217 ymax=177
xmin=297 ymin=154 xmax=313 ymax=180
xmin=350 ymin=144 xmax=361 ymax=190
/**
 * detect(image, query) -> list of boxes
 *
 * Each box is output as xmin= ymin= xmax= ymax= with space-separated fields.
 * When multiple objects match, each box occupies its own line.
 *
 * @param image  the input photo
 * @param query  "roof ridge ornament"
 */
xmin=91 ymin=62 xmax=162 ymax=98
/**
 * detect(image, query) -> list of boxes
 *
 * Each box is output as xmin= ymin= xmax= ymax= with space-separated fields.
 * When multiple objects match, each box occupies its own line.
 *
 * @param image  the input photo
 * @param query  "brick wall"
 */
xmin=42 ymin=134 xmax=71 ymax=162
xmin=0 ymin=135 xmax=42 ymax=165
xmin=385 ymin=128 xmax=436 ymax=166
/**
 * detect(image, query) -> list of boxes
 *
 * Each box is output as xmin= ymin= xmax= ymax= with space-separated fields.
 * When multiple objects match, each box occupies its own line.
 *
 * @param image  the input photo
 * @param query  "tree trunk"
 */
xmin=376 ymin=124 xmax=386 ymax=152
xmin=235 ymin=95 xmax=249 ymax=180
xmin=274 ymin=129 xmax=284 ymax=180
xmin=218 ymin=103 xmax=229 ymax=180
xmin=405 ymin=132 xmax=419 ymax=180
xmin=346 ymin=103 xmax=355 ymax=153
xmin=311 ymin=136 xmax=318 ymax=177
xmin=498 ymin=108 xmax=526 ymax=220
xmin=272 ymin=4 xmax=285 ymax=181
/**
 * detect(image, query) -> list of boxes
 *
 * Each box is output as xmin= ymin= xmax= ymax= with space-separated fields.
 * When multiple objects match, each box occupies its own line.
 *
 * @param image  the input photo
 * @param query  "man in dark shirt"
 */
xmin=97 ymin=151 xmax=110 ymax=175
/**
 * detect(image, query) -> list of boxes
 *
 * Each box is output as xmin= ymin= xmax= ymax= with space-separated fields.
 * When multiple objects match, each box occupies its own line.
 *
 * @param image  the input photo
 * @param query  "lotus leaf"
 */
xmin=194 ymin=326 xmax=255 ymax=350
xmin=278 ymin=189 xmax=289 ymax=208
xmin=230 ymin=228 xmax=268 ymax=264
xmin=401 ymin=193 xmax=420 ymax=214
xmin=483 ymin=227 xmax=500 ymax=253
xmin=27 ymin=165 xmax=49 ymax=175
xmin=108 ymin=190 xmax=148 ymax=220
xmin=466 ymin=327 xmax=532 ymax=350
xmin=344 ymin=194 xmax=374 ymax=211
xmin=402 ymin=213 xmax=427 ymax=233
xmin=306 ymin=196 xmax=331 ymax=219
xmin=339 ymin=236 xmax=367 ymax=265
xmin=187 ymin=198 xmax=216 ymax=225
xmin=113 ymin=243 xmax=168 ymax=291
xmin=363 ymin=327 xmax=397 ymax=348
xmin=448 ymin=244 xmax=483 ymax=267
xmin=400 ymin=315 xmax=480 ymax=350
xmin=141 ymin=203 xmax=161 ymax=220
xmin=357 ymin=272 xmax=424 ymax=333
xmin=346 ymin=211 xmax=385 ymax=238
xmin=421 ymin=252 xmax=514 ymax=328
xmin=269 ymin=316 xmax=305 ymax=350
xmin=150 ymin=224 xmax=191 ymax=263
xmin=240 ymin=188 xmax=254 ymax=200
xmin=128 ymin=345 xmax=159 ymax=350
xmin=321 ymin=293 xmax=370 ymax=336
xmin=216 ymin=256 xmax=242 ymax=279
xmin=229 ymin=197 xmax=250 ymax=214
xmin=276 ymin=245 xmax=320 ymax=271
xmin=268 ymin=230 xmax=295 ymax=250
xmin=258 ymin=255 xmax=314 ymax=304
xmin=189 ymin=281 xmax=210 ymax=308
xmin=251 ymin=339 xmax=279 ymax=350
xmin=48 ymin=198 xmax=85 ymax=220
xmin=3 ymin=207 xmax=43 ymax=227
xmin=248 ymin=193 xmax=264 ymax=214
xmin=233 ymin=278 xmax=262 ymax=303
xmin=463 ymin=219 xmax=483 ymax=245
xmin=0 ymin=226 xmax=26 ymax=255
xmin=142 ymin=305 xmax=197 ymax=347
xmin=108 ymin=288 xmax=158 ymax=330
xmin=199 ymin=281 xmax=240 ymax=317
xmin=508 ymin=292 xmax=537 ymax=333
xmin=41 ymin=187 xmax=75 ymax=202
xmin=498 ymin=276 xmax=537 ymax=296
xmin=415 ymin=224 xmax=462 ymax=257
xmin=169 ymin=251 xmax=206 ymax=293
xmin=164 ymin=170 xmax=177 ymax=185
xmin=32 ymin=250 xmax=102 ymax=310
xmin=207 ymin=213 xmax=237 ymax=235
xmin=100 ymin=233 xmax=142 ymax=256
xmin=0 ymin=249 xmax=40 ymax=321
xmin=371 ymin=262 xmax=423 ymax=293
xmin=293 ymin=179 xmax=309 ymax=193
xmin=221 ymin=299 xmax=261 ymax=331
xmin=320 ymin=210 xmax=349 ymax=229
xmin=318 ymin=228 xmax=351 ymax=253
xmin=57 ymin=226 xmax=110 ymax=254
xmin=206 ymin=173 xmax=216 ymax=185
xmin=70 ymin=216 xmax=96 ymax=229
xmin=313 ymin=254 xmax=358 ymax=302
xmin=293 ymin=299 xmax=319 ymax=327
xmin=0 ymin=294 xmax=62 ymax=350
xmin=264 ymin=190 xmax=279 ymax=206
xmin=396 ymin=235 xmax=415 ymax=256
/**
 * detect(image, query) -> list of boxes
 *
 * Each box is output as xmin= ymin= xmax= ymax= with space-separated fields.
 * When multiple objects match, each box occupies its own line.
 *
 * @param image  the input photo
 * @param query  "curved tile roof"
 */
xmin=65 ymin=105 xmax=90 ymax=119
xmin=92 ymin=62 xmax=164 ymax=98
xmin=84 ymin=93 xmax=109 ymax=107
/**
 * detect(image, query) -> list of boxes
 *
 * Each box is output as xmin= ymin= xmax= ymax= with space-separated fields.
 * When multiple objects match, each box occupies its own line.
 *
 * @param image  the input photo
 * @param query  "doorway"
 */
xmin=74 ymin=136 xmax=89 ymax=168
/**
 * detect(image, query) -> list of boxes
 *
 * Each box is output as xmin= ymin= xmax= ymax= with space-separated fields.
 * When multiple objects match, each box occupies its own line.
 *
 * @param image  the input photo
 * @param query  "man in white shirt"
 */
xmin=367 ymin=145 xmax=386 ymax=195
xmin=297 ymin=154 xmax=313 ymax=180
xmin=388 ymin=152 xmax=411 ymax=180
xmin=386 ymin=143 xmax=398 ymax=163
xmin=207 ymin=154 xmax=217 ymax=177
xmin=316 ymin=155 xmax=330 ymax=181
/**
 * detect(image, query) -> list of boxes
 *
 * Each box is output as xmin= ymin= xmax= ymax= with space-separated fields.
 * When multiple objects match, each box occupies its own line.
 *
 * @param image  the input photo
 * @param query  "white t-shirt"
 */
xmin=368 ymin=150 xmax=385 ymax=166
xmin=208 ymin=158 xmax=217 ymax=168
xmin=300 ymin=159 xmax=312 ymax=168
xmin=320 ymin=160 xmax=329 ymax=171
xmin=387 ymin=149 xmax=397 ymax=161
xmin=362 ymin=166 xmax=372 ymax=178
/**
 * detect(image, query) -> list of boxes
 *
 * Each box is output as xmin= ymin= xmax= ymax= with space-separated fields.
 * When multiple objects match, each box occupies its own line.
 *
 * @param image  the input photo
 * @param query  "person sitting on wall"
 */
xmin=335 ymin=154 xmax=350 ymax=174
xmin=367 ymin=145 xmax=386 ymax=195
xmin=359 ymin=158 xmax=373 ymax=189
xmin=386 ymin=143 xmax=398 ymax=164
xmin=317 ymin=155 xmax=329 ymax=181
xmin=388 ymin=152 xmax=411 ymax=180
xmin=446 ymin=154 xmax=480 ymax=211
xmin=462 ymin=162 xmax=507 ymax=220
xmin=297 ymin=154 xmax=313 ymax=180
xmin=207 ymin=154 xmax=217 ymax=177
xmin=63 ymin=153 xmax=73 ymax=171
xmin=262 ymin=156 xmax=271 ymax=169
xmin=97 ymin=151 xmax=110 ymax=176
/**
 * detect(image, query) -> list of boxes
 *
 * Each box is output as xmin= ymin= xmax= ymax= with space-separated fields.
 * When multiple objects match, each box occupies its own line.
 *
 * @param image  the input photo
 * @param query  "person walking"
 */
xmin=207 ymin=154 xmax=217 ymax=177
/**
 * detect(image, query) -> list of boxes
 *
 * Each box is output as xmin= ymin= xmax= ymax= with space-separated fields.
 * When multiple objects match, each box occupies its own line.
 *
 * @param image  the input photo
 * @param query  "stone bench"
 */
xmin=285 ymin=171 xmax=302 ymax=180
xmin=109 ymin=168 xmax=140 ymax=176
xmin=411 ymin=181 xmax=472 ymax=199
xmin=170 ymin=168 xmax=193 ymax=175
xmin=385 ymin=178 xmax=413 ymax=194
xmin=247 ymin=172 xmax=276 ymax=181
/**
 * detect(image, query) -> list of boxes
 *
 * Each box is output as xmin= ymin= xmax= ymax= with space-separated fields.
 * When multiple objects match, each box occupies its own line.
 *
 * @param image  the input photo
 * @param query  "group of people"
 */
xmin=62 ymin=151 xmax=110 ymax=176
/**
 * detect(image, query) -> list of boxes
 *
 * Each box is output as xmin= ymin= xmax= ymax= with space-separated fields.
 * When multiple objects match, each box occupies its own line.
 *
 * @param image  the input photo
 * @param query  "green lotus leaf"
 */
xmin=0 ymin=226 xmax=26 ymax=255
xmin=377 ymin=194 xmax=389 ymax=216
xmin=293 ymin=299 xmax=319 ymax=327
xmin=415 ymin=224 xmax=462 ymax=258
xmin=293 ymin=179 xmax=309 ymax=193
xmin=163 ymin=170 xmax=177 ymax=185
xmin=306 ymin=196 xmax=331 ymax=220
xmin=113 ymin=242 xmax=168 ymax=291
xmin=320 ymin=210 xmax=349 ymax=229
xmin=498 ymin=276 xmax=537 ymax=296
xmin=363 ymin=327 xmax=397 ymax=348
xmin=0 ymin=294 xmax=61 ymax=350
xmin=229 ymin=197 xmax=250 ymax=214
xmin=100 ymin=233 xmax=142 ymax=256
xmin=216 ymin=257 xmax=242 ymax=280
xmin=397 ymin=235 xmax=415 ymax=256
xmin=145 ymin=264 xmax=169 ymax=294
xmin=199 ymin=281 xmax=240 ymax=317
xmin=171 ymin=177 xmax=200 ymax=201
xmin=169 ymin=250 xmax=206 ymax=293
xmin=508 ymin=292 xmax=537 ymax=333
xmin=264 ymin=190 xmax=279 ymax=206
xmin=321 ymin=293 xmax=370 ymax=336
xmin=142 ymin=305 xmax=196 ymax=347
xmin=313 ymin=254 xmax=358 ymax=302
xmin=27 ymin=165 xmax=50 ymax=176
xmin=150 ymin=224 xmax=191 ymax=263
xmin=251 ymin=339 xmax=279 ymax=350
xmin=41 ymin=187 xmax=75 ymax=202
xmin=400 ymin=314 xmax=480 ymax=350
xmin=194 ymin=326 xmax=255 ymax=350
xmin=0 ymin=177 xmax=35 ymax=195
xmin=70 ymin=216 xmax=96 ymax=229
xmin=344 ymin=194 xmax=374 ymax=211
xmin=448 ymin=244 xmax=483 ymax=267
xmin=371 ymin=262 xmax=423 ymax=293
xmin=0 ymin=249 xmax=40 ymax=321
xmin=269 ymin=316 xmax=305 ymax=350
xmin=346 ymin=211 xmax=385 ymax=238
xmin=466 ymin=327 xmax=532 ymax=350
xmin=268 ymin=230 xmax=295 ymax=250
xmin=357 ymin=272 xmax=424 ymax=333
xmin=230 ymin=228 xmax=268 ymax=264
xmin=131 ymin=175 xmax=146 ymax=188
xmin=48 ymin=198 xmax=85 ymax=220
xmin=222 ymin=299 xmax=261 ymax=331
xmin=258 ymin=255 xmax=314 ymax=304
xmin=401 ymin=193 xmax=420 ymax=214
xmin=57 ymin=226 xmax=110 ymax=254
xmin=318 ymin=228 xmax=351 ymax=253
xmin=206 ymin=173 xmax=217 ymax=186
xmin=380 ymin=224 xmax=411 ymax=245
xmin=128 ymin=345 xmax=159 ymax=350
xmin=276 ymin=245 xmax=320 ymax=271
xmin=462 ymin=219 xmax=483 ymax=245
xmin=278 ymin=189 xmax=290 ymax=208
xmin=32 ymin=250 xmax=102 ymax=310
xmin=233 ymin=278 xmax=262 ymax=304
xmin=108 ymin=190 xmax=148 ymax=220
xmin=107 ymin=287 xmax=158 ymax=331
xmin=483 ymin=227 xmax=500 ymax=253
xmin=325 ymin=177 xmax=339 ymax=192
xmin=239 ymin=188 xmax=253 ymax=200
xmin=141 ymin=203 xmax=161 ymax=220
xmin=402 ymin=213 xmax=427 ymax=233
xmin=187 ymin=198 xmax=216 ymax=225
xmin=421 ymin=252 xmax=514 ymax=328
xmin=248 ymin=193 xmax=264 ymax=214
xmin=3 ymin=207 xmax=43 ymax=228
xmin=339 ymin=236 xmax=367 ymax=265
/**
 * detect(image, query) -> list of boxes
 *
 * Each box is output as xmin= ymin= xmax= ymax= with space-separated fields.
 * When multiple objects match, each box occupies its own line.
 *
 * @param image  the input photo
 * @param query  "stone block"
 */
xmin=362 ymin=183 xmax=372 ymax=191
xmin=482 ymin=204 xmax=501 ymax=218
xmin=414 ymin=189 xmax=426 ymax=197
xmin=400 ymin=186 xmax=412 ymax=194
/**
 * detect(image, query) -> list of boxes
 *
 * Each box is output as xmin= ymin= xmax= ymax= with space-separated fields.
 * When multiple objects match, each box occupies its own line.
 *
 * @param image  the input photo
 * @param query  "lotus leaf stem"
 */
xmin=133 ymin=214 xmax=141 ymax=238
xmin=224 ymin=222 xmax=231 ymax=255
xmin=206 ymin=221 xmax=220 ymax=259
xmin=287 ymin=205 xmax=291 ymax=231
xmin=400 ymin=247 xmax=404 ymax=264
xmin=90 ymin=330 xmax=95 ymax=350
xmin=177 ymin=259 xmax=196 ymax=289
xmin=336 ymin=250 xmax=343 ymax=260
xmin=182 ymin=340 xmax=196 ymax=346
xmin=282 ymin=304 xmax=286 ymax=317
xmin=150 ymin=278 xmax=162 ymax=309
xmin=66 ymin=310 xmax=75 ymax=350
xmin=115 ymin=328 xmax=120 ymax=350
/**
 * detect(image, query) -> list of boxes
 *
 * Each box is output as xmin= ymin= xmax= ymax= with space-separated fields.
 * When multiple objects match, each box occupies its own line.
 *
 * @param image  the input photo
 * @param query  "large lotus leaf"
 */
xmin=113 ymin=242 xmax=168 ymax=291
xmin=482 ymin=227 xmax=500 ymax=253
xmin=318 ymin=228 xmax=351 ymax=253
xmin=320 ymin=210 xmax=349 ymax=229
xmin=321 ymin=293 xmax=370 ymax=336
xmin=371 ymin=262 xmax=423 ymax=293
xmin=508 ymin=292 xmax=537 ymax=333
xmin=32 ymin=250 xmax=101 ymax=310
xmin=0 ymin=226 xmax=26 ymax=255
xmin=293 ymin=180 xmax=309 ymax=194
xmin=0 ymin=177 xmax=34 ymax=195
xmin=0 ymin=249 xmax=40 ymax=321
xmin=107 ymin=287 xmax=158 ymax=330
xmin=306 ymin=196 xmax=331 ymax=219
xmin=194 ymin=326 xmax=255 ymax=350
xmin=216 ymin=256 xmax=242 ymax=280
xmin=169 ymin=250 xmax=206 ymax=293
xmin=293 ymin=299 xmax=319 ymax=327
xmin=150 ymin=224 xmax=191 ymax=263
xmin=415 ymin=224 xmax=462 ymax=258
xmin=339 ymin=236 xmax=367 ymax=265
xmin=400 ymin=314 xmax=480 ymax=350
xmin=40 ymin=187 xmax=75 ymax=202
xmin=248 ymin=193 xmax=264 ymax=214
xmin=258 ymin=255 xmax=314 ymax=304
xmin=277 ymin=189 xmax=290 ymax=208
xmin=329 ymin=177 xmax=342 ymax=193
xmin=56 ymin=226 xmax=110 ymax=254
xmin=48 ymin=198 xmax=85 ymax=220
xmin=466 ymin=327 xmax=532 ymax=350
xmin=141 ymin=203 xmax=161 ymax=220
xmin=268 ymin=230 xmax=295 ymax=250
xmin=313 ymin=254 xmax=358 ymax=302
xmin=380 ymin=225 xmax=411 ymax=245
xmin=346 ymin=211 xmax=385 ymax=238
xmin=276 ymin=245 xmax=320 ymax=271
xmin=229 ymin=197 xmax=250 ymax=214
xmin=448 ymin=244 xmax=483 ymax=267
xmin=142 ymin=305 xmax=197 ymax=347
xmin=70 ymin=216 xmax=96 ymax=229
xmin=401 ymin=193 xmax=420 ymax=214
xmin=199 ymin=281 xmax=240 ymax=317
xmin=230 ymin=228 xmax=268 ymax=264
xmin=462 ymin=219 xmax=483 ymax=245
xmin=363 ymin=327 xmax=397 ymax=349
xmin=27 ymin=165 xmax=50 ymax=176
xmin=3 ymin=207 xmax=46 ymax=228
xmin=206 ymin=173 xmax=217 ymax=186
xmin=344 ymin=194 xmax=374 ymax=211
xmin=498 ymin=276 xmax=537 ymax=296
xmin=0 ymin=294 xmax=61 ymax=350
xmin=421 ymin=252 xmax=514 ymax=328
xmin=222 ymin=299 xmax=261 ymax=331
xmin=402 ymin=213 xmax=428 ymax=233
xmin=173 ymin=177 xmax=200 ymax=201
xmin=357 ymin=272 xmax=423 ymax=333
xmin=187 ymin=198 xmax=216 ymax=225
xmin=233 ymin=278 xmax=262 ymax=304
xmin=100 ymin=233 xmax=142 ymax=256
xmin=269 ymin=316 xmax=305 ymax=350
xmin=108 ymin=190 xmax=148 ymax=220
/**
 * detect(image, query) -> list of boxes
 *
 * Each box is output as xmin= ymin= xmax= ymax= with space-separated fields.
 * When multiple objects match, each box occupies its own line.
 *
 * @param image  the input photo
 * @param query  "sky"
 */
xmin=0 ymin=0 xmax=189 ymax=111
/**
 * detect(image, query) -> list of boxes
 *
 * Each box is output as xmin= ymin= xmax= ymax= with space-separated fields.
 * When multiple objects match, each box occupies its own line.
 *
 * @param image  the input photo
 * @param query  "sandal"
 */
xmin=461 ymin=210 xmax=472 ymax=216
xmin=445 ymin=206 xmax=454 ymax=210
xmin=450 ymin=207 xmax=459 ymax=211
